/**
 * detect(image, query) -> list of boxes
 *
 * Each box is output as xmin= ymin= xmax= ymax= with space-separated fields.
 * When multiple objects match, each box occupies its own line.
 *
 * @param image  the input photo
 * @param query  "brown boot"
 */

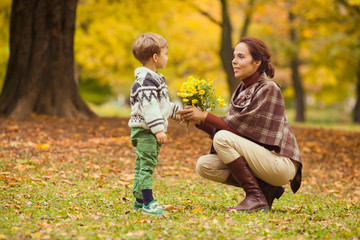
xmin=223 ymin=173 xmax=241 ymax=187
xmin=225 ymin=157 xmax=269 ymax=213
xmin=256 ymin=178 xmax=285 ymax=210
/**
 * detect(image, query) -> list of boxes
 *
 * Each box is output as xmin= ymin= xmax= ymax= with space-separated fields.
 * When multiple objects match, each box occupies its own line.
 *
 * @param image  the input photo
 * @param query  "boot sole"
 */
xmin=226 ymin=206 xmax=269 ymax=213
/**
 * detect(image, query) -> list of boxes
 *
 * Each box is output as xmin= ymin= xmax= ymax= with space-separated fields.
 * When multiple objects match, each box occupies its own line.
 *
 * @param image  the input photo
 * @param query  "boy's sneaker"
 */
xmin=134 ymin=201 xmax=143 ymax=210
xmin=141 ymin=200 xmax=166 ymax=215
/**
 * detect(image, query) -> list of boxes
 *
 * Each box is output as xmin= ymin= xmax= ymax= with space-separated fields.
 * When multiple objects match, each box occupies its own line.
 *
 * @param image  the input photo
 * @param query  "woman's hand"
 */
xmin=176 ymin=106 xmax=208 ymax=124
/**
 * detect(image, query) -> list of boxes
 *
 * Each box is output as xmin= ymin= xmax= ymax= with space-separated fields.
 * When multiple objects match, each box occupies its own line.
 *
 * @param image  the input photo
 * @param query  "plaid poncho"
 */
xmin=221 ymin=73 xmax=302 ymax=193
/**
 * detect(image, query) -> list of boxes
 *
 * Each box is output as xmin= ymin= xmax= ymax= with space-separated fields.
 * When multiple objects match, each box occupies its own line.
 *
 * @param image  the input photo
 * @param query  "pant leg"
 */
xmin=196 ymin=154 xmax=230 ymax=183
xmin=131 ymin=128 xmax=161 ymax=199
xmin=212 ymin=130 xmax=298 ymax=186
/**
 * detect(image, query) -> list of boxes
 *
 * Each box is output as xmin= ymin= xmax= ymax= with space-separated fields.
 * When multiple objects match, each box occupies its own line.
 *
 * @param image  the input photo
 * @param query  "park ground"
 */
xmin=0 ymin=115 xmax=359 ymax=239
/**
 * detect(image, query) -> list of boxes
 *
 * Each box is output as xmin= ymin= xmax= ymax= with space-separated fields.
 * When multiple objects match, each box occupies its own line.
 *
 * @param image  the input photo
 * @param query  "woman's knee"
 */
xmin=212 ymin=130 xmax=229 ymax=151
xmin=196 ymin=155 xmax=229 ymax=183
xmin=195 ymin=156 xmax=210 ymax=177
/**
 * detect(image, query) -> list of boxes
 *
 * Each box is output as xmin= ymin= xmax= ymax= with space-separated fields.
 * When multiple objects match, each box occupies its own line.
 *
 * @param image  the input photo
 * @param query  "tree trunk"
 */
xmin=191 ymin=0 xmax=254 ymax=96
xmin=219 ymin=0 xmax=238 ymax=95
xmin=240 ymin=0 xmax=255 ymax=39
xmin=0 ymin=0 xmax=96 ymax=119
xmin=289 ymin=11 xmax=305 ymax=122
xmin=335 ymin=0 xmax=360 ymax=122
xmin=354 ymin=61 xmax=360 ymax=122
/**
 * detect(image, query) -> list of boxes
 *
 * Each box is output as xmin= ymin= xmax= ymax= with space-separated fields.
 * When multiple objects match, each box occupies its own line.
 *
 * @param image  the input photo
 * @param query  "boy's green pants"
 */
xmin=131 ymin=128 xmax=161 ymax=200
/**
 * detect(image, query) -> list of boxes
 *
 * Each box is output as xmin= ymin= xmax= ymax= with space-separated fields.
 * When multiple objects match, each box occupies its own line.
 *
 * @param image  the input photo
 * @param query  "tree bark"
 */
xmin=354 ymin=60 xmax=360 ymax=122
xmin=289 ymin=11 xmax=305 ymax=122
xmin=219 ymin=0 xmax=238 ymax=95
xmin=0 ymin=0 xmax=96 ymax=119
xmin=240 ymin=0 xmax=255 ymax=39
xmin=188 ymin=0 xmax=253 ymax=96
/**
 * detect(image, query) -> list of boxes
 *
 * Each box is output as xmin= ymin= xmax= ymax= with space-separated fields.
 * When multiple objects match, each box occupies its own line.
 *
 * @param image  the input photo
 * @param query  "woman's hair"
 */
xmin=132 ymin=33 xmax=168 ymax=65
xmin=238 ymin=37 xmax=275 ymax=78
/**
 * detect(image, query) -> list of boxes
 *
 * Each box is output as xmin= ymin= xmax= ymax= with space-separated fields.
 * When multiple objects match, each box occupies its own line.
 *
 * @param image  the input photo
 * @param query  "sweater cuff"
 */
xmin=150 ymin=125 xmax=165 ymax=134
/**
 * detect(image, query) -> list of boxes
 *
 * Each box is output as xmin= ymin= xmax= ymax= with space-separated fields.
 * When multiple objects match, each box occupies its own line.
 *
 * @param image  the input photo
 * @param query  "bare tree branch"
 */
xmin=178 ymin=0 xmax=222 ymax=26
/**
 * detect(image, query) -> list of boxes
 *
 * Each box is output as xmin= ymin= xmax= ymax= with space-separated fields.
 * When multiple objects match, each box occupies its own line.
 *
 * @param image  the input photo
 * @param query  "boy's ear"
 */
xmin=152 ymin=53 xmax=158 ymax=62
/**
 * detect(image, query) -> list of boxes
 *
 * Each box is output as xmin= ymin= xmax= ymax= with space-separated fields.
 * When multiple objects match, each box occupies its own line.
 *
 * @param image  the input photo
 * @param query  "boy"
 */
xmin=128 ymin=33 xmax=180 ymax=215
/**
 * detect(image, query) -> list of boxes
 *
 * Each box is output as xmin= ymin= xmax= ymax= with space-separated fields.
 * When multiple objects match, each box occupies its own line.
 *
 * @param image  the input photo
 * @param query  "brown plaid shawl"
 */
xmin=221 ymin=74 xmax=302 ymax=193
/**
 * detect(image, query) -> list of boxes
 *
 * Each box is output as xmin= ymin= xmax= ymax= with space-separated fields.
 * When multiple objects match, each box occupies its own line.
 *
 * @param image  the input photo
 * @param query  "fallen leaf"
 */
xmin=164 ymin=205 xmax=179 ymax=211
xmin=36 ymin=142 xmax=50 ymax=149
xmin=192 ymin=208 xmax=203 ymax=214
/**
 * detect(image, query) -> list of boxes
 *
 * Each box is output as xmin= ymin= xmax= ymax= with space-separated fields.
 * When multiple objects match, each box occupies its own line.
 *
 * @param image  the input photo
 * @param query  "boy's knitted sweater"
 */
xmin=128 ymin=67 xmax=180 ymax=134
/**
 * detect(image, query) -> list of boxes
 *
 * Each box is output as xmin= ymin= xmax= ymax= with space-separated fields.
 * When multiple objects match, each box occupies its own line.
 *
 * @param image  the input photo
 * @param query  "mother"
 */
xmin=177 ymin=37 xmax=302 ymax=212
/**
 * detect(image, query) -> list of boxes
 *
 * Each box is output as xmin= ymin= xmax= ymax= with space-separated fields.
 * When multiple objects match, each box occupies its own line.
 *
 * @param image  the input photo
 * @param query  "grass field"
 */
xmin=0 ymin=113 xmax=359 ymax=239
xmin=1 ymin=176 xmax=359 ymax=239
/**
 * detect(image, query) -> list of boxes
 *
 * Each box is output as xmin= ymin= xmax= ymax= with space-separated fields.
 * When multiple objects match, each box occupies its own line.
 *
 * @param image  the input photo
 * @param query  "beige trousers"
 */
xmin=196 ymin=130 xmax=299 ymax=186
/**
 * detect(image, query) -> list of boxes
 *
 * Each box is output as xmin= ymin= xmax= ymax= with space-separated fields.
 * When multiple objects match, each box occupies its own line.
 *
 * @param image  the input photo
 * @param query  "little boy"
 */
xmin=128 ymin=33 xmax=180 ymax=215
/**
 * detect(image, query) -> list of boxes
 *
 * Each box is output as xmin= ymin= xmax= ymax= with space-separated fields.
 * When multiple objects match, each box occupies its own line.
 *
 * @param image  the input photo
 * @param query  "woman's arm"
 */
xmin=195 ymin=120 xmax=216 ymax=137
xmin=177 ymin=106 xmax=239 ymax=136
xmin=204 ymin=113 xmax=238 ymax=135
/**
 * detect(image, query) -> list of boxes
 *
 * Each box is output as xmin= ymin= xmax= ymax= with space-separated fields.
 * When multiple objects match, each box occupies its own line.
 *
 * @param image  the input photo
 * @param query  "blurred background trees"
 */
xmin=0 ymin=0 xmax=359 ymax=123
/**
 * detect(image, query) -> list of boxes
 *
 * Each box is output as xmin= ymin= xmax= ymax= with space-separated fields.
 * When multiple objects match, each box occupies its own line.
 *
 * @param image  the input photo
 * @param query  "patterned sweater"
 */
xmin=128 ymin=67 xmax=180 ymax=134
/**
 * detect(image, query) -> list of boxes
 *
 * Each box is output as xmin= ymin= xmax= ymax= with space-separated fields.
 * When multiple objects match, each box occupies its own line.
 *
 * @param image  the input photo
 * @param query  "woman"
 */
xmin=177 ymin=37 xmax=302 ymax=212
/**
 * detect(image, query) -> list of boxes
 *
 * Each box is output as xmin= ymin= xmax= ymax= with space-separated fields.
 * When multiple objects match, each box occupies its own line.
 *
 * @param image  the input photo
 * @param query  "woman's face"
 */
xmin=232 ymin=42 xmax=261 ymax=79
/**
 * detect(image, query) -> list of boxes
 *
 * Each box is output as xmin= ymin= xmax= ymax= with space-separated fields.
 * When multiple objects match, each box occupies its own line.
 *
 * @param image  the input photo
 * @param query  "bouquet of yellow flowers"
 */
xmin=177 ymin=76 xmax=226 ymax=112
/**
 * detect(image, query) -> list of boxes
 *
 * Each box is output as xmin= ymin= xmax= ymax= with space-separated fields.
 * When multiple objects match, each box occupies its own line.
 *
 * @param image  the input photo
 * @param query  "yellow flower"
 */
xmin=177 ymin=93 xmax=189 ymax=98
xmin=187 ymin=86 xmax=194 ymax=92
xmin=217 ymin=97 xmax=226 ymax=107
xmin=188 ymin=76 xmax=195 ymax=81
xmin=178 ymin=76 xmax=225 ymax=112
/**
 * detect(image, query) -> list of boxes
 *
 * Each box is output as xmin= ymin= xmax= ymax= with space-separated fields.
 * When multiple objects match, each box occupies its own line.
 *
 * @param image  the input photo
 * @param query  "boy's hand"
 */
xmin=155 ymin=131 xmax=168 ymax=143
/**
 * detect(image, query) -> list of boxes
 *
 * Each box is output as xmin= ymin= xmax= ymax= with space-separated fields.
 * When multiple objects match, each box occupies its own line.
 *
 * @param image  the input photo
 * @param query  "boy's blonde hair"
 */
xmin=132 ymin=33 xmax=168 ymax=65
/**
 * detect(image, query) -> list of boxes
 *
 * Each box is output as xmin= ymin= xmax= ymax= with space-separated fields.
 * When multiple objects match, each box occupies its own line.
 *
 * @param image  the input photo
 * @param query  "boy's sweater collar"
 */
xmin=135 ymin=67 xmax=163 ymax=79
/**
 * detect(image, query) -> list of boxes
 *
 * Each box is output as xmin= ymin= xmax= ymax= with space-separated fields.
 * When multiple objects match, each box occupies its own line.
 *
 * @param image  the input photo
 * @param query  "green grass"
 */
xmin=1 ymin=109 xmax=359 ymax=239
xmin=286 ymin=106 xmax=360 ymax=131
xmin=1 ymin=176 xmax=359 ymax=239
xmin=88 ymin=102 xmax=131 ymax=117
